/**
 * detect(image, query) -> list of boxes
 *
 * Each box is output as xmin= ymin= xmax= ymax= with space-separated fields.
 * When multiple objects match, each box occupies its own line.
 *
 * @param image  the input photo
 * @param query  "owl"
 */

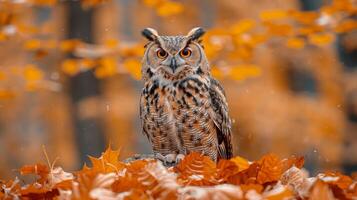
xmin=140 ymin=27 xmax=233 ymax=164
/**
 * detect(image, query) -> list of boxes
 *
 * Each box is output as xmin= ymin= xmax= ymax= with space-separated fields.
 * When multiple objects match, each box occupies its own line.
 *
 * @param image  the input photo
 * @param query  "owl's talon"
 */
xmin=175 ymin=154 xmax=185 ymax=164
xmin=155 ymin=153 xmax=178 ymax=166
xmin=155 ymin=153 xmax=166 ymax=162
xmin=164 ymin=154 xmax=176 ymax=164
xmin=165 ymin=154 xmax=184 ymax=166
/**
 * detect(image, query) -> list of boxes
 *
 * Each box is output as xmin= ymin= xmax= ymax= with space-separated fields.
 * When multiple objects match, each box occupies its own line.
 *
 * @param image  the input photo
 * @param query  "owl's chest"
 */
xmin=142 ymin=77 xmax=211 ymax=125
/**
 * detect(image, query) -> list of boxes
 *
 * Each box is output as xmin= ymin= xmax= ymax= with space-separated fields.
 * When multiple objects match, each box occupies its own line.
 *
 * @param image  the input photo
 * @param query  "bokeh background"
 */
xmin=0 ymin=0 xmax=356 ymax=179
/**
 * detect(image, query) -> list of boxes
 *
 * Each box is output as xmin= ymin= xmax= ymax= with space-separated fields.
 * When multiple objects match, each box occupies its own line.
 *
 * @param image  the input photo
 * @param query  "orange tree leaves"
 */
xmin=1 ymin=0 xmax=356 ymax=98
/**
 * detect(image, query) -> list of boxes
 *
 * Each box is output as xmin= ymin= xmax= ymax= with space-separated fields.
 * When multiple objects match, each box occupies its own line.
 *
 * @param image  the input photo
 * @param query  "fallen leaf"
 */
xmin=230 ymin=156 xmax=250 ymax=172
xmin=175 ymin=152 xmax=218 ymax=186
xmin=256 ymin=154 xmax=283 ymax=184
xmin=309 ymin=180 xmax=335 ymax=200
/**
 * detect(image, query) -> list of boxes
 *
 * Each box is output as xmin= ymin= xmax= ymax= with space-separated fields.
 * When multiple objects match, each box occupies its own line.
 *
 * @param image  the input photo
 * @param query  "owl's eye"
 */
xmin=156 ymin=48 xmax=168 ymax=59
xmin=180 ymin=48 xmax=192 ymax=58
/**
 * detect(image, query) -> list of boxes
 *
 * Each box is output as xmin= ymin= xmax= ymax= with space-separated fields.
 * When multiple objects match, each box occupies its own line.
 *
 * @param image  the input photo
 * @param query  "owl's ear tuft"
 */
xmin=141 ymin=28 xmax=159 ymax=41
xmin=186 ymin=27 xmax=205 ymax=41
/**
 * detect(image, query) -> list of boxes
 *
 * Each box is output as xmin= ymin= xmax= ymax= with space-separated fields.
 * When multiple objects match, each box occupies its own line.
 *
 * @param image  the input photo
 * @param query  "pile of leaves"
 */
xmin=1 ymin=147 xmax=357 ymax=200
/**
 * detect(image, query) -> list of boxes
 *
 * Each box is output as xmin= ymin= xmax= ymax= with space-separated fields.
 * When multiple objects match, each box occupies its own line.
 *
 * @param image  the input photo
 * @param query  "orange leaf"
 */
xmin=88 ymin=146 xmax=124 ymax=173
xmin=80 ymin=58 xmax=96 ymax=70
xmin=291 ymin=11 xmax=319 ymax=25
xmin=24 ymin=39 xmax=41 ymax=50
xmin=104 ymin=39 xmax=119 ymax=49
xmin=21 ymin=185 xmax=59 ymax=199
xmin=61 ymin=59 xmax=79 ymax=76
xmin=0 ymin=33 xmax=7 ymax=41
xmin=230 ymin=19 xmax=256 ymax=35
xmin=256 ymin=154 xmax=283 ymax=184
xmin=60 ymin=39 xmax=81 ymax=52
xmin=142 ymin=0 xmax=162 ymax=7
xmin=112 ymin=160 xmax=153 ymax=193
xmin=281 ymin=155 xmax=305 ymax=171
xmin=308 ymin=33 xmax=334 ymax=46
xmin=20 ymin=163 xmax=49 ymax=183
xmin=54 ymin=180 xmax=72 ymax=190
xmin=310 ymin=180 xmax=335 ymax=200
xmin=24 ymin=65 xmax=44 ymax=81
xmin=123 ymin=59 xmax=141 ymax=80
xmin=335 ymin=19 xmax=357 ymax=33
xmin=230 ymin=156 xmax=250 ymax=172
xmin=20 ymin=164 xmax=49 ymax=175
xmin=0 ymin=71 xmax=5 ymax=80
xmin=265 ymin=185 xmax=294 ymax=200
xmin=229 ymin=64 xmax=261 ymax=81
xmin=286 ymin=37 xmax=305 ymax=49
xmin=156 ymin=1 xmax=183 ymax=17
xmin=175 ymin=152 xmax=218 ymax=186
xmin=265 ymin=22 xmax=294 ymax=36
xmin=319 ymin=171 xmax=353 ymax=190
xmin=31 ymin=0 xmax=57 ymax=6
xmin=211 ymin=67 xmax=225 ymax=80
xmin=0 ymin=90 xmax=15 ymax=99
xmin=260 ymin=10 xmax=288 ymax=21
xmin=227 ymin=162 xmax=260 ymax=185
xmin=95 ymin=57 xmax=117 ymax=78
xmin=217 ymin=159 xmax=240 ymax=182
xmin=240 ymin=184 xmax=263 ymax=193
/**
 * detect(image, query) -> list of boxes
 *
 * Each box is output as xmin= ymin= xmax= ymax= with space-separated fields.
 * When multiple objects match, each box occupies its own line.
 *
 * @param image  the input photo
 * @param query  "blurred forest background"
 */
xmin=0 ymin=0 xmax=356 ymax=179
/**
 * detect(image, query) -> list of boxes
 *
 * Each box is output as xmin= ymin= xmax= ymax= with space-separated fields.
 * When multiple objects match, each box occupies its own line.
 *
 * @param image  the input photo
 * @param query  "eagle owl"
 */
xmin=140 ymin=27 xmax=233 ymax=163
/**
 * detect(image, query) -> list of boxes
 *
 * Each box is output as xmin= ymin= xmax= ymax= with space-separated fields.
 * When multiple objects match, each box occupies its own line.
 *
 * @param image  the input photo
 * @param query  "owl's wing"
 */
xmin=139 ymin=90 xmax=151 ymax=141
xmin=209 ymin=78 xmax=233 ymax=159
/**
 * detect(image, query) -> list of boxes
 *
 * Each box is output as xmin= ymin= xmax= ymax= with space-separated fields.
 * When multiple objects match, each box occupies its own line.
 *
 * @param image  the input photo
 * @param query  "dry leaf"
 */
xmin=263 ymin=182 xmax=294 ymax=200
xmin=230 ymin=156 xmax=250 ymax=172
xmin=20 ymin=163 xmax=49 ymax=183
xmin=309 ymin=180 xmax=335 ymax=200
xmin=256 ymin=154 xmax=283 ymax=184
xmin=179 ymin=184 xmax=243 ymax=200
xmin=175 ymin=152 xmax=218 ymax=186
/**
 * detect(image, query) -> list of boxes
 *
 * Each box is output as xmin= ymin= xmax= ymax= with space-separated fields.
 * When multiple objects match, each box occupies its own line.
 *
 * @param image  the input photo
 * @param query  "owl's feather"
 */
xmin=209 ymin=78 xmax=233 ymax=159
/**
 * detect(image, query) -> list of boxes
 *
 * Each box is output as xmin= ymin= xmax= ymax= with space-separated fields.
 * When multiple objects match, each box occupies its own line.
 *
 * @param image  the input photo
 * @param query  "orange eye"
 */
xmin=156 ymin=49 xmax=168 ymax=59
xmin=180 ymin=48 xmax=192 ymax=58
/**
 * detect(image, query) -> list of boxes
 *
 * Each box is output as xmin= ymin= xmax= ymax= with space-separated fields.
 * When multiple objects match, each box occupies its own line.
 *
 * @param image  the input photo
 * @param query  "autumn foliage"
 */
xmin=1 ymin=147 xmax=356 ymax=200
xmin=1 ymin=0 xmax=357 ymax=199
xmin=0 ymin=0 xmax=356 ymax=93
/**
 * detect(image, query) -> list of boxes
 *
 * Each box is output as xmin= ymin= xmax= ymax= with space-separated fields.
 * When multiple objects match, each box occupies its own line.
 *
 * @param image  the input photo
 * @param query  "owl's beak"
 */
xmin=170 ymin=58 xmax=178 ymax=72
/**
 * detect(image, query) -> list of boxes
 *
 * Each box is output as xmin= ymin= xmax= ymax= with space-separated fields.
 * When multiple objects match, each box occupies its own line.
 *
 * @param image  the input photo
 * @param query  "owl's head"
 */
xmin=141 ymin=27 xmax=209 ymax=82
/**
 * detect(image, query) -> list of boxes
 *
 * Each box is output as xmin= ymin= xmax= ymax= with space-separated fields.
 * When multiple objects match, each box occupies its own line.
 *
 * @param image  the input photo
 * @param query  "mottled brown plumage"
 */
xmin=140 ymin=27 xmax=233 ymax=163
